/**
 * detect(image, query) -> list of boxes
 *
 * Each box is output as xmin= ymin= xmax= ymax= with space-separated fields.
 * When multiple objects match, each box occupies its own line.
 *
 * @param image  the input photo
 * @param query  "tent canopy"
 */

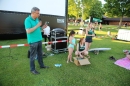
xmin=85 ymin=18 xmax=102 ymax=22
xmin=93 ymin=18 xmax=102 ymax=22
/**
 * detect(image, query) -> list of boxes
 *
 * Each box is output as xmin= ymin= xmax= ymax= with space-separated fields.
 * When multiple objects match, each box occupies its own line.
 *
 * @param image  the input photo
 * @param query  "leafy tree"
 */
xmin=81 ymin=0 xmax=92 ymax=19
xmin=104 ymin=0 xmax=130 ymax=28
xmin=68 ymin=0 xmax=81 ymax=19
xmin=68 ymin=0 xmax=104 ymax=20
xmin=89 ymin=0 xmax=103 ymax=19
xmin=81 ymin=0 xmax=103 ymax=20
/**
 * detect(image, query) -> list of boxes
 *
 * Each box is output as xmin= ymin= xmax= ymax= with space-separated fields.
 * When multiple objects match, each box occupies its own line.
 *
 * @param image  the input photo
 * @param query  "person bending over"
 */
xmin=75 ymin=37 xmax=89 ymax=58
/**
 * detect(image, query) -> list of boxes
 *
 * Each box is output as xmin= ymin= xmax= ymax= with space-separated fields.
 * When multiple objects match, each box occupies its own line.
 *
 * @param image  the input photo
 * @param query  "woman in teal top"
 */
xmin=67 ymin=30 xmax=76 ymax=63
xmin=75 ymin=37 xmax=89 ymax=58
xmin=85 ymin=23 xmax=95 ymax=51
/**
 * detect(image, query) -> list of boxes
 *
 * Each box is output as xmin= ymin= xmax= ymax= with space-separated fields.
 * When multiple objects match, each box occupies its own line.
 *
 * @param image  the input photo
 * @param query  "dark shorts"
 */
xmin=85 ymin=37 xmax=92 ymax=43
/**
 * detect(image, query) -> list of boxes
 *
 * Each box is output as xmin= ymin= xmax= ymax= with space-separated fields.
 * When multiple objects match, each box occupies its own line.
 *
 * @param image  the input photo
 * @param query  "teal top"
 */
xmin=79 ymin=43 xmax=85 ymax=51
xmin=86 ymin=29 xmax=94 ymax=38
xmin=72 ymin=38 xmax=76 ymax=45
xmin=24 ymin=15 xmax=42 ymax=44
xmin=68 ymin=38 xmax=76 ymax=49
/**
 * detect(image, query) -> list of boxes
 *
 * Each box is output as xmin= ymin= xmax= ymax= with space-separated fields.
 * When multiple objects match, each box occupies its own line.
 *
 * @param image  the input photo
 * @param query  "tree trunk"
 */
xmin=118 ymin=16 xmax=123 ymax=29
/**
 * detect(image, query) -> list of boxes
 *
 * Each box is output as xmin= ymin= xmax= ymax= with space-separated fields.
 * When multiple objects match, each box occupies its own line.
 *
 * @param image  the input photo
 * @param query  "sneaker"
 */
xmin=31 ymin=70 xmax=40 ymax=74
xmin=43 ymin=53 xmax=47 ymax=58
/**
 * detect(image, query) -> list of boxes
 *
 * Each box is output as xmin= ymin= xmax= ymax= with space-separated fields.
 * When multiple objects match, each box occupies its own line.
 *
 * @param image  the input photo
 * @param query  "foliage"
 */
xmin=68 ymin=0 xmax=103 ymax=20
xmin=85 ymin=0 xmax=103 ymax=19
xmin=104 ymin=0 xmax=130 ymax=17
xmin=68 ymin=0 xmax=81 ymax=19
xmin=104 ymin=0 xmax=130 ymax=28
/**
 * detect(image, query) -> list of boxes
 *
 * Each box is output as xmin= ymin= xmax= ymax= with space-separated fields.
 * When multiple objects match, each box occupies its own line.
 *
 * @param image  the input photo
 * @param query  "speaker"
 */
xmin=51 ymin=28 xmax=66 ymax=37
xmin=51 ymin=37 xmax=67 ymax=50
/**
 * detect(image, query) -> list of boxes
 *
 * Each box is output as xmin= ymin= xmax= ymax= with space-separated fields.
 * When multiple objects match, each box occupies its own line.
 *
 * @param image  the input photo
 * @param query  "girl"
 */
xmin=67 ymin=30 xmax=76 ymax=63
xmin=75 ymin=37 xmax=89 ymax=58
xmin=85 ymin=22 xmax=95 ymax=51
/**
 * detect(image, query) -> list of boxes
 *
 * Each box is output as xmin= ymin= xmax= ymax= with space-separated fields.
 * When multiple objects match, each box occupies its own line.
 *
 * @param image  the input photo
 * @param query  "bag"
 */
xmin=28 ymin=50 xmax=30 ymax=58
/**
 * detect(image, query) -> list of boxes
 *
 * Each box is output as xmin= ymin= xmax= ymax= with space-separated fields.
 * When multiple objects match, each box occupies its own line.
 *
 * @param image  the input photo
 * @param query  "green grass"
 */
xmin=0 ymin=25 xmax=130 ymax=86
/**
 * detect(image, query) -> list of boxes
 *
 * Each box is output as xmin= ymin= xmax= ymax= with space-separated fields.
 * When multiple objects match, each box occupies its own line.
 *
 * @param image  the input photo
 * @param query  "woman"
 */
xmin=99 ymin=23 xmax=102 ymax=30
xmin=85 ymin=22 xmax=95 ymax=51
xmin=75 ymin=37 xmax=89 ymax=58
xmin=67 ymin=30 xmax=76 ymax=63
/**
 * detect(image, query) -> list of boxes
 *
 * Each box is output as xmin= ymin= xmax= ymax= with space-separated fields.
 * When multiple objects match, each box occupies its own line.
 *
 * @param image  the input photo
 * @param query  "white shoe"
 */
xmin=70 ymin=60 xmax=73 ymax=62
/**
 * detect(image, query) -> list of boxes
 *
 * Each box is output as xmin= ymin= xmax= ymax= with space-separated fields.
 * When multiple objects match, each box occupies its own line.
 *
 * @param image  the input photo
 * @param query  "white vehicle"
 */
xmin=0 ymin=0 xmax=68 ymax=39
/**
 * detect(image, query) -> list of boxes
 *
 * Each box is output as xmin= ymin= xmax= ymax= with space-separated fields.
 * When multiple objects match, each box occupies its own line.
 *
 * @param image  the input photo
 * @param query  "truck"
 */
xmin=0 ymin=0 xmax=68 ymax=40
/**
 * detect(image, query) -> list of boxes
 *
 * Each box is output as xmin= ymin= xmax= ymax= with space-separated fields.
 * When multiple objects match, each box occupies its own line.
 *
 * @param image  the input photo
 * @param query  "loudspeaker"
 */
xmin=51 ymin=28 xmax=66 ymax=37
xmin=51 ymin=37 xmax=67 ymax=50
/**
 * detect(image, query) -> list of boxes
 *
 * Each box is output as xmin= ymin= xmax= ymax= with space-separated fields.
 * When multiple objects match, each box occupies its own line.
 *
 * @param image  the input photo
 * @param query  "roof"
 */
xmin=103 ymin=18 xmax=130 ymax=22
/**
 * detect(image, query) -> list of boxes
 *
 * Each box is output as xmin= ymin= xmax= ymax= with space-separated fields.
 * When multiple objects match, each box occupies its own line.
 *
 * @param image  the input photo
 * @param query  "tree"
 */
xmin=82 ymin=0 xmax=103 ymax=20
xmin=89 ymin=0 xmax=103 ymax=19
xmin=104 ymin=0 xmax=130 ymax=28
xmin=81 ymin=0 xmax=92 ymax=19
xmin=68 ymin=0 xmax=104 ymax=20
xmin=68 ymin=0 xmax=81 ymax=19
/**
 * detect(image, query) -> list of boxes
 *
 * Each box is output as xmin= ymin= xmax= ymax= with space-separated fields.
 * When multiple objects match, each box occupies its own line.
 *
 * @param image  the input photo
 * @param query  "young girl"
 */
xmin=85 ymin=22 xmax=95 ymax=51
xmin=75 ymin=37 xmax=89 ymax=58
xmin=67 ymin=30 xmax=76 ymax=63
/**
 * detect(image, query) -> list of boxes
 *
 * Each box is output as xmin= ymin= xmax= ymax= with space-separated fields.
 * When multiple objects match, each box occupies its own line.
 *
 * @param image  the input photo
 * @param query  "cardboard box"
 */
xmin=73 ymin=57 xmax=91 ymax=66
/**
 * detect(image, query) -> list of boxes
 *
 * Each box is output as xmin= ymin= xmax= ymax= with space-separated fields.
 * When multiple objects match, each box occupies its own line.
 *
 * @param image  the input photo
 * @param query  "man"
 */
xmin=42 ymin=22 xmax=51 ymax=46
xmin=24 ymin=7 xmax=48 ymax=75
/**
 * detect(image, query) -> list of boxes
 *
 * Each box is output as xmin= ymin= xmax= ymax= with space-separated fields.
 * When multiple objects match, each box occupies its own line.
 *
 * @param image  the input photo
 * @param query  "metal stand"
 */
xmin=51 ymin=28 xmax=68 ymax=54
xmin=51 ymin=36 xmax=68 ymax=53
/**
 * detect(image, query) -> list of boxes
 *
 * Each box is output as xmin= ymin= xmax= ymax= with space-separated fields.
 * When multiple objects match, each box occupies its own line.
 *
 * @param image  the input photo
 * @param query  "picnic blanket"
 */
xmin=114 ymin=57 xmax=130 ymax=70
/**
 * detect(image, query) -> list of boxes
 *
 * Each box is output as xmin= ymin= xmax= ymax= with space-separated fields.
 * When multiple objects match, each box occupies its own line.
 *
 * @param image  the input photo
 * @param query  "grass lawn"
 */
xmin=0 ymin=25 xmax=130 ymax=86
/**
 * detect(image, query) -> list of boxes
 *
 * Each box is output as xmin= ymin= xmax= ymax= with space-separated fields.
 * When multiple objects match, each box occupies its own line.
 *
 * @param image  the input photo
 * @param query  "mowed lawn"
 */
xmin=0 ymin=25 xmax=130 ymax=86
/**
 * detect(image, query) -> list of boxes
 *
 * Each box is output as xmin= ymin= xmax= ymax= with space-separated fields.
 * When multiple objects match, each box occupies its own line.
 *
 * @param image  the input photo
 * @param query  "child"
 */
xmin=67 ymin=30 xmax=76 ymax=63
